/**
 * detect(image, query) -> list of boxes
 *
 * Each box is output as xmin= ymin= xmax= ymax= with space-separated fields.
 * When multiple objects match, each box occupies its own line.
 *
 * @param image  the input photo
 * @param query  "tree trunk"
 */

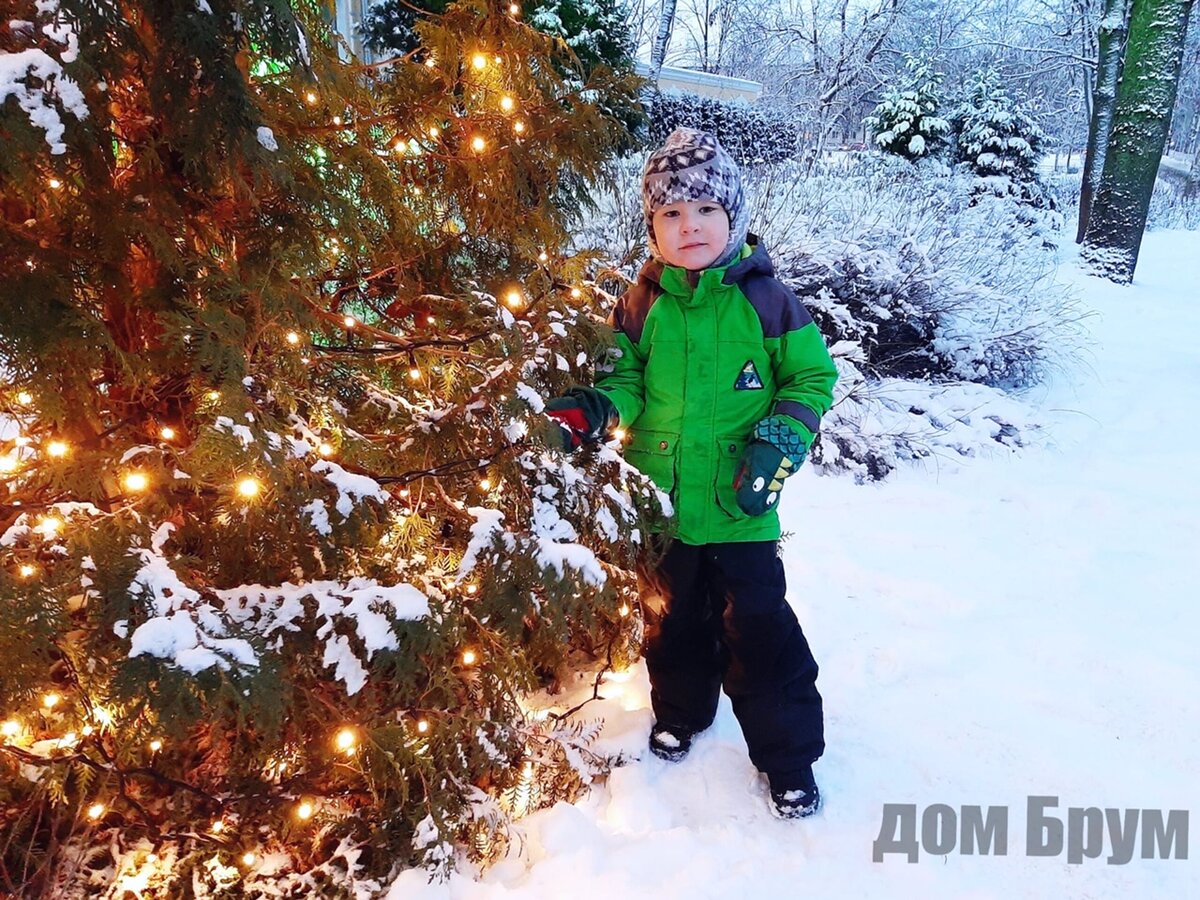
xmin=650 ymin=0 xmax=678 ymax=83
xmin=1076 ymin=0 xmax=1131 ymax=242
xmin=1185 ymin=141 xmax=1200 ymax=199
xmin=1081 ymin=0 xmax=1193 ymax=282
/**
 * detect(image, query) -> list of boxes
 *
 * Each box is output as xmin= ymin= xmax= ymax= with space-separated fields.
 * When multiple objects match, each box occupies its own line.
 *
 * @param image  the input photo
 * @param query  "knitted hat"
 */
xmin=642 ymin=127 xmax=749 ymax=268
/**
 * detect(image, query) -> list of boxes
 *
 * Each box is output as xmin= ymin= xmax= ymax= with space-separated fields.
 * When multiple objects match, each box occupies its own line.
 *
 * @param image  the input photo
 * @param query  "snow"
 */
xmin=311 ymin=459 xmax=389 ymax=517
xmin=256 ymin=126 xmax=278 ymax=151
xmin=386 ymin=229 xmax=1200 ymax=897
xmin=0 ymin=46 xmax=88 ymax=154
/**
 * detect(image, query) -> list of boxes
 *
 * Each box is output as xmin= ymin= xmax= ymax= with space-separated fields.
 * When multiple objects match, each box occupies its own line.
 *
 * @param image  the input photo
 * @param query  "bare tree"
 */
xmin=651 ymin=0 xmax=680 ymax=81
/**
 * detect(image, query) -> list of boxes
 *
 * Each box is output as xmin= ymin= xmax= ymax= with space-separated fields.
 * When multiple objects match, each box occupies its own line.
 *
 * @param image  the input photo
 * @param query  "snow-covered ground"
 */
xmin=389 ymin=229 xmax=1200 ymax=899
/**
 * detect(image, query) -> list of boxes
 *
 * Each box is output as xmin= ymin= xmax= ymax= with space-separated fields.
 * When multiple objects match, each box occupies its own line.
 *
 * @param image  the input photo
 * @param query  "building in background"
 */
xmin=635 ymin=62 xmax=762 ymax=104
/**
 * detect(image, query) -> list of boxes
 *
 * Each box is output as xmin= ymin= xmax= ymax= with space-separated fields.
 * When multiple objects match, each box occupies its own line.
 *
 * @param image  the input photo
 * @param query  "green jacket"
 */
xmin=595 ymin=238 xmax=837 ymax=545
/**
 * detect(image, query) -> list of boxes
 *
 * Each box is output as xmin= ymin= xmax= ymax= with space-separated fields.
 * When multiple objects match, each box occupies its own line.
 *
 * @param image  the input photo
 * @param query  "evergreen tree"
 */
xmin=950 ymin=69 xmax=1048 ymax=179
xmin=0 ymin=0 xmax=652 ymax=894
xmin=863 ymin=53 xmax=951 ymax=161
xmin=1082 ymin=0 xmax=1194 ymax=282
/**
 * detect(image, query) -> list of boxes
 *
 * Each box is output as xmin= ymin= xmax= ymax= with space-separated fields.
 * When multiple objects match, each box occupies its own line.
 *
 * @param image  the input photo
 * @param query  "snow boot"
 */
xmin=648 ymin=723 xmax=696 ymax=762
xmin=768 ymin=766 xmax=821 ymax=819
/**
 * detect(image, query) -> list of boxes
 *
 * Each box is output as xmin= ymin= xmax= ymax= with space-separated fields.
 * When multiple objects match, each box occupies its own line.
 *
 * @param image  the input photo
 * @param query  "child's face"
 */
xmin=652 ymin=199 xmax=730 ymax=270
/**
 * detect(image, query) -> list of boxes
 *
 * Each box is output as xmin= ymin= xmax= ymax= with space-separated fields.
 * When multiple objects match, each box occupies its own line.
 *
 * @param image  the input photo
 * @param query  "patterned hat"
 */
xmin=643 ymin=127 xmax=749 ymax=268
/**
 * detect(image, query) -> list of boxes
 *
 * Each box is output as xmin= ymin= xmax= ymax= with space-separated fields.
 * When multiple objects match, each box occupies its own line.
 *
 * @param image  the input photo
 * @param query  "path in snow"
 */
xmin=391 ymin=229 xmax=1200 ymax=899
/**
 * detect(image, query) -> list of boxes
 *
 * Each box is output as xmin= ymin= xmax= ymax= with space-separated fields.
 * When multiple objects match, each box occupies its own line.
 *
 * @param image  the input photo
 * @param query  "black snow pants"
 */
xmin=638 ymin=539 xmax=825 ymax=785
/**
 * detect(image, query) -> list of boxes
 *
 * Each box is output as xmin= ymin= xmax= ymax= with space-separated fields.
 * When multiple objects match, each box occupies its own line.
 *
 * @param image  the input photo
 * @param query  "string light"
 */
xmin=43 ymin=693 xmax=61 ymax=709
xmin=416 ymin=719 xmax=429 ymax=734
xmin=206 ymin=390 xmax=220 ymax=401
xmin=427 ymin=126 xmax=439 ymax=139
xmin=149 ymin=739 xmax=163 ymax=752
xmin=81 ymin=724 xmax=93 ymax=736
xmin=1 ymin=720 xmax=19 ymax=738
xmin=479 ymin=478 xmax=491 ymax=490
xmin=241 ymin=851 xmax=256 ymax=866
xmin=570 ymin=287 xmax=582 ymax=299
xmin=19 ymin=564 xmax=36 ymax=578
xmin=17 ymin=391 xmax=33 ymax=404
xmin=471 ymin=135 xmax=487 ymax=153
xmin=0 ymin=455 xmax=18 ymax=474
xmin=159 ymin=426 xmax=176 ymax=440
xmin=334 ymin=727 xmax=357 ymax=753
xmin=409 ymin=367 xmax=421 ymax=380
xmin=286 ymin=331 xmax=301 ymax=345
xmin=424 ymin=57 xmax=435 ymax=68
xmin=236 ymin=476 xmax=262 ymax=499
xmin=619 ymin=603 xmax=631 ymax=617
xmin=123 ymin=471 xmax=149 ymax=492
xmin=305 ymin=91 xmax=317 ymax=104
xmin=296 ymin=800 xmax=314 ymax=821
xmin=504 ymin=289 xmax=523 ymax=309
xmin=462 ymin=649 xmax=478 ymax=666
xmin=426 ymin=315 xmax=436 ymax=324
xmin=393 ymin=138 xmax=407 ymax=154
xmin=471 ymin=53 xmax=488 ymax=70
xmin=537 ymin=251 xmax=549 ymax=263
xmin=46 ymin=440 xmax=69 ymax=458
xmin=343 ymin=315 xmax=357 ymax=329
xmin=39 ymin=515 xmax=63 ymax=536
xmin=87 ymin=803 xmax=105 ymax=820
xmin=513 ymin=120 xmax=526 ymax=134
xmin=500 ymin=95 xmax=515 ymax=113
xmin=466 ymin=584 xmax=478 ymax=595
xmin=49 ymin=177 xmax=62 ymax=190
xmin=509 ymin=2 xmax=521 ymax=13
xmin=613 ymin=428 xmax=627 ymax=442
xmin=210 ymin=820 xmax=225 ymax=834
xmin=332 ymin=115 xmax=342 ymax=126
xmin=317 ymin=442 xmax=335 ymax=457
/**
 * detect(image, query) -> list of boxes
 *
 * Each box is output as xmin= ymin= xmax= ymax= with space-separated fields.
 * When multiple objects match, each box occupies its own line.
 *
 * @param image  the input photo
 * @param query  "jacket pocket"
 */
xmin=624 ymin=430 xmax=678 ymax=496
xmin=714 ymin=436 xmax=750 ymax=520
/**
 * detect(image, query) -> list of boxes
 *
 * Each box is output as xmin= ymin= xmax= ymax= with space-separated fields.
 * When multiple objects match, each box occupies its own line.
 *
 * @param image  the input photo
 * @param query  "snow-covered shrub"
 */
xmin=864 ymin=53 xmax=951 ymax=161
xmin=950 ymin=70 xmax=1048 ymax=180
xmin=642 ymin=90 xmax=798 ymax=165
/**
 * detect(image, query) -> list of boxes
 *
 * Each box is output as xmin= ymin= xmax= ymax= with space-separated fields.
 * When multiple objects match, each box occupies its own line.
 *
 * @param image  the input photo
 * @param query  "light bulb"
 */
xmin=242 ymin=851 xmax=256 ymax=866
xmin=123 ymin=471 xmax=149 ymax=492
xmin=426 ymin=315 xmax=436 ymax=324
xmin=46 ymin=440 xmax=69 ymax=458
xmin=87 ymin=802 xmax=105 ymax=820
xmin=466 ymin=584 xmax=478 ymax=594
xmin=343 ymin=315 xmax=357 ymax=329
xmin=1 ymin=720 xmax=19 ymax=738
xmin=613 ymin=428 xmax=627 ymax=442
xmin=394 ymin=138 xmax=407 ymax=154
xmin=159 ymin=426 xmax=176 ymax=440
xmin=49 ymin=177 xmax=62 ymax=190
xmin=509 ymin=3 xmax=520 ymax=13
xmin=206 ymin=390 xmax=220 ymax=401
xmin=570 ymin=287 xmax=582 ymax=299
xmin=416 ymin=719 xmax=429 ymax=734
xmin=538 ymin=251 xmax=548 ymax=263
xmin=286 ymin=331 xmax=301 ymax=345
xmin=81 ymin=724 xmax=93 ymax=736
xmin=317 ymin=442 xmax=334 ymax=457
xmin=43 ymin=693 xmax=61 ymax=709
xmin=471 ymin=53 xmax=488 ymax=70
xmin=478 ymin=478 xmax=491 ymax=490
xmin=513 ymin=120 xmax=526 ymax=134
xmin=471 ymin=135 xmax=487 ymax=153
xmin=428 ymin=126 xmax=439 ymax=139
xmin=17 ymin=391 xmax=32 ymax=404
xmin=409 ymin=367 xmax=421 ymax=380
xmin=504 ymin=289 xmax=523 ymax=309
xmin=305 ymin=91 xmax=317 ymax=104
xmin=619 ymin=603 xmax=631 ymax=617
xmin=19 ymin=564 xmax=36 ymax=578
xmin=424 ymin=57 xmax=435 ymax=68
xmin=149 ymin=739 xmax=163 ymax=752
xmin=296 ymin=800 xmax=314 ymax=820
xmin=332 ymin=115 xmax=342 ymax=126
xmin=210 ymin=820 xmax=225 ymax=834
xmin=462 ymin=649 xmax=478 ymax=666
xmin=334 ymin=727 xmax=356 ymax=753
xmin=0 ymin=455 xmax=18 ymax=473
xmin=236 ymin=476 xmax=261 ymax=499
xmin=40 ymin=515 xmax=63 ymax=536
xmin=500 ymin=95 xmax=515 ymax=113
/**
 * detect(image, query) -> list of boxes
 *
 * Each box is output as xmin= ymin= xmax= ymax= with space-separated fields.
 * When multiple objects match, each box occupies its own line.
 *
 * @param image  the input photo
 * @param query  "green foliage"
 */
xmin=949 ymin=69 xmax=1048 ymax=179
xmin=0 ymin=0 xmax=654 ymax=893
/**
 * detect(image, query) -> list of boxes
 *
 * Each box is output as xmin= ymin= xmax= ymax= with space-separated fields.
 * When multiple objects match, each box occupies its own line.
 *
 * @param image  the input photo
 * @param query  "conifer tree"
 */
xmin=864 ymin=53 xmax=950 ymax=161
xmin=0 ymin=0 xmax=651 ymax=894
xmin=950 ymin=69 xmax=1047 ymax=179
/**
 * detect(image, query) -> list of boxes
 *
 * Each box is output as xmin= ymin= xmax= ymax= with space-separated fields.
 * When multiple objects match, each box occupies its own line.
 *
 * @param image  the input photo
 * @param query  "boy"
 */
xmin=547 ymin=128 xmax=837 ymax=818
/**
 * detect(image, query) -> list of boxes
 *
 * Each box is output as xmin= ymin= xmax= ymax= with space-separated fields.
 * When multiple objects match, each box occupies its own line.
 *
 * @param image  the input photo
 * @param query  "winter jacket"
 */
xmin=595 ymin=237 xmax=837 ymax=545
